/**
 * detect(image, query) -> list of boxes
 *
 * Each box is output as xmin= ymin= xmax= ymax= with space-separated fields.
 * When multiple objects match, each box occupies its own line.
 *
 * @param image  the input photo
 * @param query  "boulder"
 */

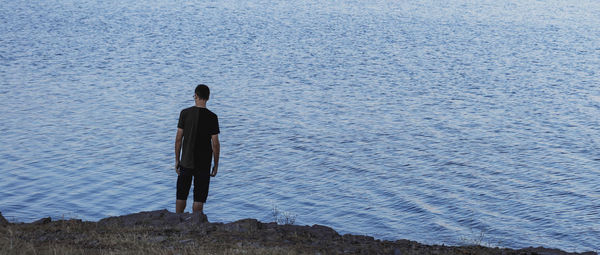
xmin=517 ymin=246 xmax=594 ymax=255
xmin=309 ymin=224 xmax=339 ymax=239
xmin=0 ymin=212 xmax=8 ymax=225
xmin=98 ymin=209 xmax=207 ymax=227
xmin=33 ymin=217 xmax=52 ymax=225
xmin=221 ymin=218 xmax=260 ymax=233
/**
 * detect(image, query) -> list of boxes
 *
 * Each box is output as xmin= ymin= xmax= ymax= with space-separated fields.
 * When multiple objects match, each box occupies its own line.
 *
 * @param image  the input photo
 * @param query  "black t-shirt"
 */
xmin=178 ymin=107 xmax=219 ymax=169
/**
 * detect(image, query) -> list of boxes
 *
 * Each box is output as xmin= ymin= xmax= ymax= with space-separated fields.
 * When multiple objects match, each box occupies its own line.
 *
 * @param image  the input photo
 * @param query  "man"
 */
xmin=174 ymin=84 xmax=220 ymax=213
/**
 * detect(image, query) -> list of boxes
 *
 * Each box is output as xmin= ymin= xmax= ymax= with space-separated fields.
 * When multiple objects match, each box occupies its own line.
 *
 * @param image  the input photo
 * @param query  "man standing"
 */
xmin=175 ymin=84 xmax=220 ymax=213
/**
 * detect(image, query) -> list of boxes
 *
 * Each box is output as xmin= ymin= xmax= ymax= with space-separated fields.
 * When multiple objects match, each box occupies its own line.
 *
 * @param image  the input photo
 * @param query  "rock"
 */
xmin=393 ymin=248 xmax=402 ymax=255
xmin=33 ymin=217 xmax=51 ymax=225
xmin=178 ymin=239 xmax=193 ymax=244
xmin=181 ymin=212 xmax=208 ymax=225
xmin=57 ymin=219 xmax=82 ymax=224
xmin=98 ymin=209 xmax=207 ymax=227
xmin=517 ymin=246 xmax=587 ymax=255
xmin=309 ymin=224 xmax=339 ymax=239
xmin=86 ymin=240 xmax=100 ymax=248
xmin=221 ymin=218 xmax=260 ymax=233
xmin=149 ymin=236 xmax=167 ymax=243
xmin=0 ymin=212 xmax=8 ymax=225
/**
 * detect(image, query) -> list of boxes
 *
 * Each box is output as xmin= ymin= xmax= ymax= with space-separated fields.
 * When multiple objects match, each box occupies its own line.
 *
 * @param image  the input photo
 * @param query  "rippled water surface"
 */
xmin=1 ymin=0 xmax=599 ymax=251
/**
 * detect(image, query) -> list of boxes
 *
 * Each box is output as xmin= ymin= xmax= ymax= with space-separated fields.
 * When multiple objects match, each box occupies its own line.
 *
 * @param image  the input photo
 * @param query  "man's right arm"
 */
xmin=211 ymin=134 xmax=220 ymax=177
xmin=174 ymin=128 xmax=184 ymax=174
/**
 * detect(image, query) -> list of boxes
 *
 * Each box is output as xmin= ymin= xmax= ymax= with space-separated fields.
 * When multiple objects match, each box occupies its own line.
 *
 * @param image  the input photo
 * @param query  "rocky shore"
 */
xmin=0 ymin=210 xmax=595 ymax=255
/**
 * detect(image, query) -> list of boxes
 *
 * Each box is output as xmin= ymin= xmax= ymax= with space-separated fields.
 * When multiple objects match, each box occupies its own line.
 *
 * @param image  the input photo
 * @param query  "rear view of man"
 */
xmin=174 ymin=84 xmax=220 ymax=213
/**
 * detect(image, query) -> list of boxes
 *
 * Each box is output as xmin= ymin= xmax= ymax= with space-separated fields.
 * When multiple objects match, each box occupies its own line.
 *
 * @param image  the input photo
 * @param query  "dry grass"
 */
xmin=0 ymin=222 xmax=297 ymax=255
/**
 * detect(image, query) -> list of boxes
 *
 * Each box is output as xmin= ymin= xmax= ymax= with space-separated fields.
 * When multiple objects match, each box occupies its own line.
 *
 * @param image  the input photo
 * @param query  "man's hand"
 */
xmin=210 ymin=165 xmax=218 ymax=177
xmin=175 ymin=162 xmax=180 ymax=175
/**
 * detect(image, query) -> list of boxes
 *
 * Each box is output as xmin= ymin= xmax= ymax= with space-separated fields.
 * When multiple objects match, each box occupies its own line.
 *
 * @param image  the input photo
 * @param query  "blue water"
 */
xmin=1 ymin=0 xmax=599 ymax=252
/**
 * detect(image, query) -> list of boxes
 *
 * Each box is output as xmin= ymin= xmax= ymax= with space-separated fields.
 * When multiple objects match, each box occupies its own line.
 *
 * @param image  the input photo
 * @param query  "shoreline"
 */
xmin=0 ymin=210 xmax=596 ymax=255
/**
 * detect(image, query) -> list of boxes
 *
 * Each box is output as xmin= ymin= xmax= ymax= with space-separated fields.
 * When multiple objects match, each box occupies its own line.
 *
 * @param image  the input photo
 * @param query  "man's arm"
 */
xmin=174 ymin=128 xmax=184 ymax=174
xmin=211 ymin=134 xmax=220 ymax=177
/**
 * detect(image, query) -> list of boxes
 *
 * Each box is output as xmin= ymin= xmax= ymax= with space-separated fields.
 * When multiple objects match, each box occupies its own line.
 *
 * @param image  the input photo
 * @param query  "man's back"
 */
xmin=178 ymin=106 xmax=219 ymax=169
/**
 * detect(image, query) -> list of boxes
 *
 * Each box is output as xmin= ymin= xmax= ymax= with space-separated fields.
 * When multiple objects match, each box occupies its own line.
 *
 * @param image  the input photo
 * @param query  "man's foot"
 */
xmin=192 ymin=202 xmax=204 ymax=213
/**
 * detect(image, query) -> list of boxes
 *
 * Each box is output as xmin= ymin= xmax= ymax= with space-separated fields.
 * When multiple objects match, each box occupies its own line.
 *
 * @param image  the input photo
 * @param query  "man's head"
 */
xmin=195 ymin=84 xmax=210 ymax=101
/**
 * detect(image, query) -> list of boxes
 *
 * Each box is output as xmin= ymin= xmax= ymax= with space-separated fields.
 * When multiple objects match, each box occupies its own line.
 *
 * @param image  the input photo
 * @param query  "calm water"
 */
xmin=1 ymin=0 xmax=599 ymax=251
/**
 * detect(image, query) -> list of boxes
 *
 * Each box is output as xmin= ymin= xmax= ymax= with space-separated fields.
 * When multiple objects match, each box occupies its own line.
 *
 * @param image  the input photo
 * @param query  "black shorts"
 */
xmin=176 ymin=165 xmax=210 ymax=203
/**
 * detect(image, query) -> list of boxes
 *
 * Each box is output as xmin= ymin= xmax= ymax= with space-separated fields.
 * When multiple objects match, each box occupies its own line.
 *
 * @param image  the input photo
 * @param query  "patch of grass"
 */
xmin=0 ymin=222 xmax=298 ymax=255
xmin=458 ymin=229 xmax=492 ymax=247
xmin=271 ymin=204 xmax=297 ymax=225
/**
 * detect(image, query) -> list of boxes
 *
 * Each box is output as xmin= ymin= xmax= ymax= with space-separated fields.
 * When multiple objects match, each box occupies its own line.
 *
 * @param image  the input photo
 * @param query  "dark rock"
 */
xmin=262 ymin=222 xmax=277 ymax=229
xmin=149 ymin=236 xmax=166 ymax=243
xmin=33 ymin=217 xmax=52 ymax=225
xmin=183 ymin=211 xmax=208 ymax=225
xmin=0 ymin=212 xmax=8 ymax=225
xmin=393 ymin=247 xmax=402 ymax=255
xmin=221 ymin=218 xmax=260 ymax=233
xmin=98 ymin=209 xmax=207 ymax=227
xmin=57 ymin=219 xmax=82 ymax=224
xmin=517 ymin=246 xmax=589 ymax=255
xmin=178 ymin=239 xmax=193 ymax=244
xmin=309 ymin=224 xmax=338 ymax=239
xmin=86 ymin=240 xmax=100 ymax=248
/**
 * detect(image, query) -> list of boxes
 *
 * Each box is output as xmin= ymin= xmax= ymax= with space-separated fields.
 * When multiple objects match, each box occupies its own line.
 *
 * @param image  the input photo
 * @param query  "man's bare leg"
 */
xmin=176 ymin=199 xmax=186 ymax=213
xmin=192 ymin=202 xmax=204 ymax=213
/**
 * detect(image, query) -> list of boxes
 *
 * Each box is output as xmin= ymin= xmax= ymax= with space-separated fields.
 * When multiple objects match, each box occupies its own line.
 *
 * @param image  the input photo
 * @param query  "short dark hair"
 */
xmin=195 ymin=84 xmax=210 ymax=100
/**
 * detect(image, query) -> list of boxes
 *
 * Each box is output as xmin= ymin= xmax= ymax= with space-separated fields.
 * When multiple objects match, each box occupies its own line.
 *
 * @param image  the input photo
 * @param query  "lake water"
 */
xmin=1 ymin=0 xmax=599 ymax=252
